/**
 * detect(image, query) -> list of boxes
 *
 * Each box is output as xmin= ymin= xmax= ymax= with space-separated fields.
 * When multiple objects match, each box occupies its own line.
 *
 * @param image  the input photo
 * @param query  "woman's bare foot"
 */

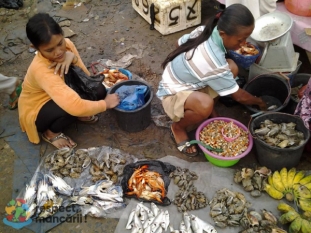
xmin=171 ymin=123 xmax=197 ymax=154
xmin=42 ymin=130 xmax=76 ymax=149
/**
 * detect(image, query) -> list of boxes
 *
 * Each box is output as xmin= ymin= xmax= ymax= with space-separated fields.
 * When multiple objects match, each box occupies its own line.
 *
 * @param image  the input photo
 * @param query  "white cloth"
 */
xmin=0 ymin=73 xmax=17 ymax=95
xmin=225 ymin=0 xmax=277 ymax=19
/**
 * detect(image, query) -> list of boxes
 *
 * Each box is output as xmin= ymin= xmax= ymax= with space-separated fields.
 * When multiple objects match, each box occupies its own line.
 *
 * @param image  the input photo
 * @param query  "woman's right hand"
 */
xmin=104 ymin=93 xmax=120 ymax=109
xmin=258 ymin=98 xmax=267 ymax=111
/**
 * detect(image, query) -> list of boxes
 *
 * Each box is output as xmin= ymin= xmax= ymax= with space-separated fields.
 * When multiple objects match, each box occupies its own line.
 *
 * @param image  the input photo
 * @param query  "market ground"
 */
xmin=1 ymin=0 xmax=311 ymax=232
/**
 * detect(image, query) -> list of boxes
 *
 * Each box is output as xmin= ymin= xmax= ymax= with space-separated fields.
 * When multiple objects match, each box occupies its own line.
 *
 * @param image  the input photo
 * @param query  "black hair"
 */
xmin=26 ymin=13 xmax=63 ymax=49
xmin=161 ymin=4 xmax=254 ymax=69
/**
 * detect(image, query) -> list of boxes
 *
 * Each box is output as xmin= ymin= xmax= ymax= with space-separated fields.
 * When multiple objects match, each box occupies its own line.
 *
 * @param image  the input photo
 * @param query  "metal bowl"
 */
xmin=250 ymin=11 xmax=293 ymax=42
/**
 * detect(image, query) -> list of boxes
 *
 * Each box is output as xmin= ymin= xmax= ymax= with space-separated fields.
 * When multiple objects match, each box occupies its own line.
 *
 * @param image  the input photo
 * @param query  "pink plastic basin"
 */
xmin=196 ymin=117 xmax=253 ymax=167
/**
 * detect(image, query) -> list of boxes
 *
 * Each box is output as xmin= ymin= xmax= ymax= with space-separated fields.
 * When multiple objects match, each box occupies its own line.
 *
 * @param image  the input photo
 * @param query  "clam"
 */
xmin=241 ymin=168 xmax=254 ymax=179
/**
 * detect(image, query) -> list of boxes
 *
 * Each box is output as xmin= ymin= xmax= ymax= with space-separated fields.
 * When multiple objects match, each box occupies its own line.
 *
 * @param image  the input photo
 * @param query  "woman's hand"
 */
xmin=104 ymin=93 xmax=120 ymax=109
xmin=258 ymin=98 xmax=267 ymax=111
xmin=49 ymin=51 xmax=76 ymax=77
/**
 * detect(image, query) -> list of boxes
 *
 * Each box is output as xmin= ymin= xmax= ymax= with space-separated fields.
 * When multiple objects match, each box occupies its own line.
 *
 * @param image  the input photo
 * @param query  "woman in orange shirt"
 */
xmin=19 ymin=13 xmax=119 ymax=149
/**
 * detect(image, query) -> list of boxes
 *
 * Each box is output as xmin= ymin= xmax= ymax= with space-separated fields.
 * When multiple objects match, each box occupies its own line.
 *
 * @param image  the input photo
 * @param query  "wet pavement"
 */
xmin=1 ymin=0 xmax=311 ymax=232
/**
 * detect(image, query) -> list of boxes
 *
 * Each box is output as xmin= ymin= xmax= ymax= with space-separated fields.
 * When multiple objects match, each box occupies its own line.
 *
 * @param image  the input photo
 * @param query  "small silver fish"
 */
xmin=126 ymin=209 xmax=136 ymax=229
xmin=267 ymin=105 xmax=277 ymax=111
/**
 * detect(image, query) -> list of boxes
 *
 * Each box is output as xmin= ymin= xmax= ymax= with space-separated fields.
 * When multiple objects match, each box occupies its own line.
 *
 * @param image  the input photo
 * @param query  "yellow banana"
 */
xmin=302 ymin=211 xmax=311 ymax=221
xmin=264 ymin=183 xmax=284 ymax=200
xmin=302 ymin=182 xmax=311 ymax=191
xmin=279 ymin=210 xmax=299 ymax=224
xmin=280 ymin=167 xmax=288 ymax=190
xmin=268 ymin=174 xmax=274 ymax=186
xmin=277 ymin=202 xmax=296 ymax=213
xmin=293 ymin=170 xmax=306 ymax=184
xmin=300 ymin=218 xmax=311 ymax=233
xmin=289 ymin=216 xmax=302 ymax=233
xmin=299 ymin=198 xmax=311 ymax=212
xmin=272 ymin=171 xmax=286 ymax=193
xmin=293 ymin=184 xmax=311 ymax=199
xmin=299 ymin=174 xmax=311 ymax=185
xmin=287 ymin=167 xmax=297 ymax=189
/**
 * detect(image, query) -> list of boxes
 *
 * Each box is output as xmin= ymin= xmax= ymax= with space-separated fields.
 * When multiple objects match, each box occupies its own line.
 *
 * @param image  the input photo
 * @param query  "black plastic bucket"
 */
xmin=108 ymin=80 xmax=153 ymax=132
xmin=243 ymin=74 xmax=291 ymax=113
xmin=282 ymin=73 xmax=311 ymax=114
xmin=250 ymin=112 xmax=310 ymax=171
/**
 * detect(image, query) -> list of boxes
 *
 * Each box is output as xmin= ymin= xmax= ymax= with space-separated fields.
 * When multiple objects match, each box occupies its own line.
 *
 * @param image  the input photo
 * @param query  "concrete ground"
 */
xmin=0 ymin=0 xmax=311 ymax=232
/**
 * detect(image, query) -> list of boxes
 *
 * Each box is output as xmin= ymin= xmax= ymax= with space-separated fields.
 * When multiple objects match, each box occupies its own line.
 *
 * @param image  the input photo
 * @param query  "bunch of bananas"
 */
xmin=264 ymin=168 xmax=311 ymax=212
xmin=278 ymin=202 xmax=311 ymax=233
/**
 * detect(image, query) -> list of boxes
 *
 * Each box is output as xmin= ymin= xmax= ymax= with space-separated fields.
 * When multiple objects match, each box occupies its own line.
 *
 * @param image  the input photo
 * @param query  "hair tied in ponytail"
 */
xmin=215 ymin=10 xmax=223 ymax=19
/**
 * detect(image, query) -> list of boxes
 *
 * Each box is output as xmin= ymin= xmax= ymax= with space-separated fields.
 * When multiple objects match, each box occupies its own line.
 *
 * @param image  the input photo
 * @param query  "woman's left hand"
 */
xmin=49 ymin=51 xmax=76 ymax=77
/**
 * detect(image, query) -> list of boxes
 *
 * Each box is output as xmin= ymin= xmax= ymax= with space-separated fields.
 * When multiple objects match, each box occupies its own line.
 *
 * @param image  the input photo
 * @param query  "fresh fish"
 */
xmin=267 ymin=105 xmax=277 ymax=111
xmin=143 ymin=217 xmax=155 ymax=229
xmin=180 ymin=220 xmax=186 ymax=231
xmin=36 ymin=178 xmax=49 ymax=207
xmin=24 ymin=184 xmax=37 ymax=206
xmin=91 ymin=190 xmax=123 ymax=202
xmin=134 ymin=210 xmax=143 ymax=229
xmin=151 ymin=202 xmax=159 ymax=216
xmin=138 ymin=202 xmax=152 ymax=214
xmin=82 ymin=205 xmax=102 ymax=218
xmin=163 ymin=210 xmax=170 ymax=231
xmin=194 ymin=215 xmax=217 ymax=233
xmin=126 ymin=209 xmax=136 ymax=229
xmin=144 ymin=224 xmax=152 ymax=233
xmin=140 ymin=208 xmax=148 ymax=222
xmin=70 ymin=196 xmax=93 ymax=205
xmin=183 ymin=212 xmax=192 ymax=232
xmin=46 ymin=173 xmax=73 ymax=196
xmin=153 ymin=225 xmax=163 ymax=233
xmin=131 ymin=227 xmax=143 ymax=233
xmin=190 ymin=215 xmax=203 ymax=233
xmin=26 ymin=203 xmax=37 ymax=220
xmin=82 ymin=155 xmax=91 ymax=169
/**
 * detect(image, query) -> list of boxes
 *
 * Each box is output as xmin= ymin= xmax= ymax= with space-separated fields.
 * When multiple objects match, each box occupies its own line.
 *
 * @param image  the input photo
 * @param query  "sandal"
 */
xmin=8 ymin=80 xmax=23 ymax=110
xmin=42 ymin=133 xmax=77 ymax=149
xmin=78 ymin=115 xmax=99 ymax=124
xmin=170 ymin=127 xmax=198 ymax=157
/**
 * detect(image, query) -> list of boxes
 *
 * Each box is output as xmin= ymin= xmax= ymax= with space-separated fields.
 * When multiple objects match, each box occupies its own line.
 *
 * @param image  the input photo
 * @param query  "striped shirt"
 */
xmin=156 ymin=26 xmax=239 ymax=98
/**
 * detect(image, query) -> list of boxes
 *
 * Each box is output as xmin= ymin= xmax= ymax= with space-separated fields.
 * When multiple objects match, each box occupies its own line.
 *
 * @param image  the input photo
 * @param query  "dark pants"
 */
xmin=35 ymin=84 xmax=107 ymax=133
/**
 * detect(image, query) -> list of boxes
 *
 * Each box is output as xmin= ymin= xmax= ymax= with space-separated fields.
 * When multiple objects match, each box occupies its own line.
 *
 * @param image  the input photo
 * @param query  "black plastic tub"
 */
xmin=243 ymin=74 xmax=291 ymax=113
xmin=108 ymin=80 xmax=153 ymax=132
xmin=282 ymin=73 xmax=311 ymax=114
xmin=250 ymin=112 xmax=310 ymax=171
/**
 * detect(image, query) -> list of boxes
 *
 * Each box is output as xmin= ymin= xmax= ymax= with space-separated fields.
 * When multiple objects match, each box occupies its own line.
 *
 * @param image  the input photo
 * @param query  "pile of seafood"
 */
xmin=264 ymin=167 xmax=311 ymax=213
xmin=44 ymin=147 xmax=90 ymax=178
xmin=291 ymin=84 xmax=307 ymax=102
xmin=101 ymin=68 xmax=129 ymax=87
xmin=170 ymin=211 xmax=217 ymax=233
xmin=23 ymin=173 xmax=74 ymax=220
xmin=170 ymin=166 xmax=208 ymax=212
xmin=278 ymin=202 xmax=311 ymax=233
xmin=125 ymin=165 xmax=166 ymax=203
xmin=125 ymin=202 xmax=169 ymax=233
xmin=209 ymin=188 xmax=251 ymax=228
xmin=239 ymin=209 xmax=286 ymax=233
xmin=234 ymin=166 xmax=272 ymax=197
xmin=254 ymin=119 xmax=305 ymax=148
xmin=70 ymin=179 xmax=125 ymax=217
xmin=89 ymin=150 xmax=127 ymax=183
xmin=234 ymin=43 xmax=259 ymax=56
xmin=199 ymin=120 xmax=249 ymax=157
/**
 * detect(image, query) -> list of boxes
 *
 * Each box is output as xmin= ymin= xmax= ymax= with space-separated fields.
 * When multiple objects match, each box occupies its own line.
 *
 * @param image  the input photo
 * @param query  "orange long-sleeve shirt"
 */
xmin=19 ymin=38 xmax=106 ymax=143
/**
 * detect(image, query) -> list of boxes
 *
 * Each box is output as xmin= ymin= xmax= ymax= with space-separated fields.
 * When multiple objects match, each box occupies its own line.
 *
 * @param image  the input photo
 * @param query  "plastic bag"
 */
xmin=121 ymin=160 xmax=176 ymax=206
xmin=64 ymin=66 xmax=103 ymax=101
xmin=115 ymin=85 xmax=147 ymax=110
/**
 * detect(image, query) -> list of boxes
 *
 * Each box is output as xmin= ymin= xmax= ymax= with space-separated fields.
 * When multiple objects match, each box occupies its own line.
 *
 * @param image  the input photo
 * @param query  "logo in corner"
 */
xmin=3 ymin=198 xmax=32 ymax=229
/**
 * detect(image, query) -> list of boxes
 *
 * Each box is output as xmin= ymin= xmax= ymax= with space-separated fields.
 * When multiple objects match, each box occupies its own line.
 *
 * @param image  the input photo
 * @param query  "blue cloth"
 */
xmin=115 ymin=85 xmax=147 ymax=111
